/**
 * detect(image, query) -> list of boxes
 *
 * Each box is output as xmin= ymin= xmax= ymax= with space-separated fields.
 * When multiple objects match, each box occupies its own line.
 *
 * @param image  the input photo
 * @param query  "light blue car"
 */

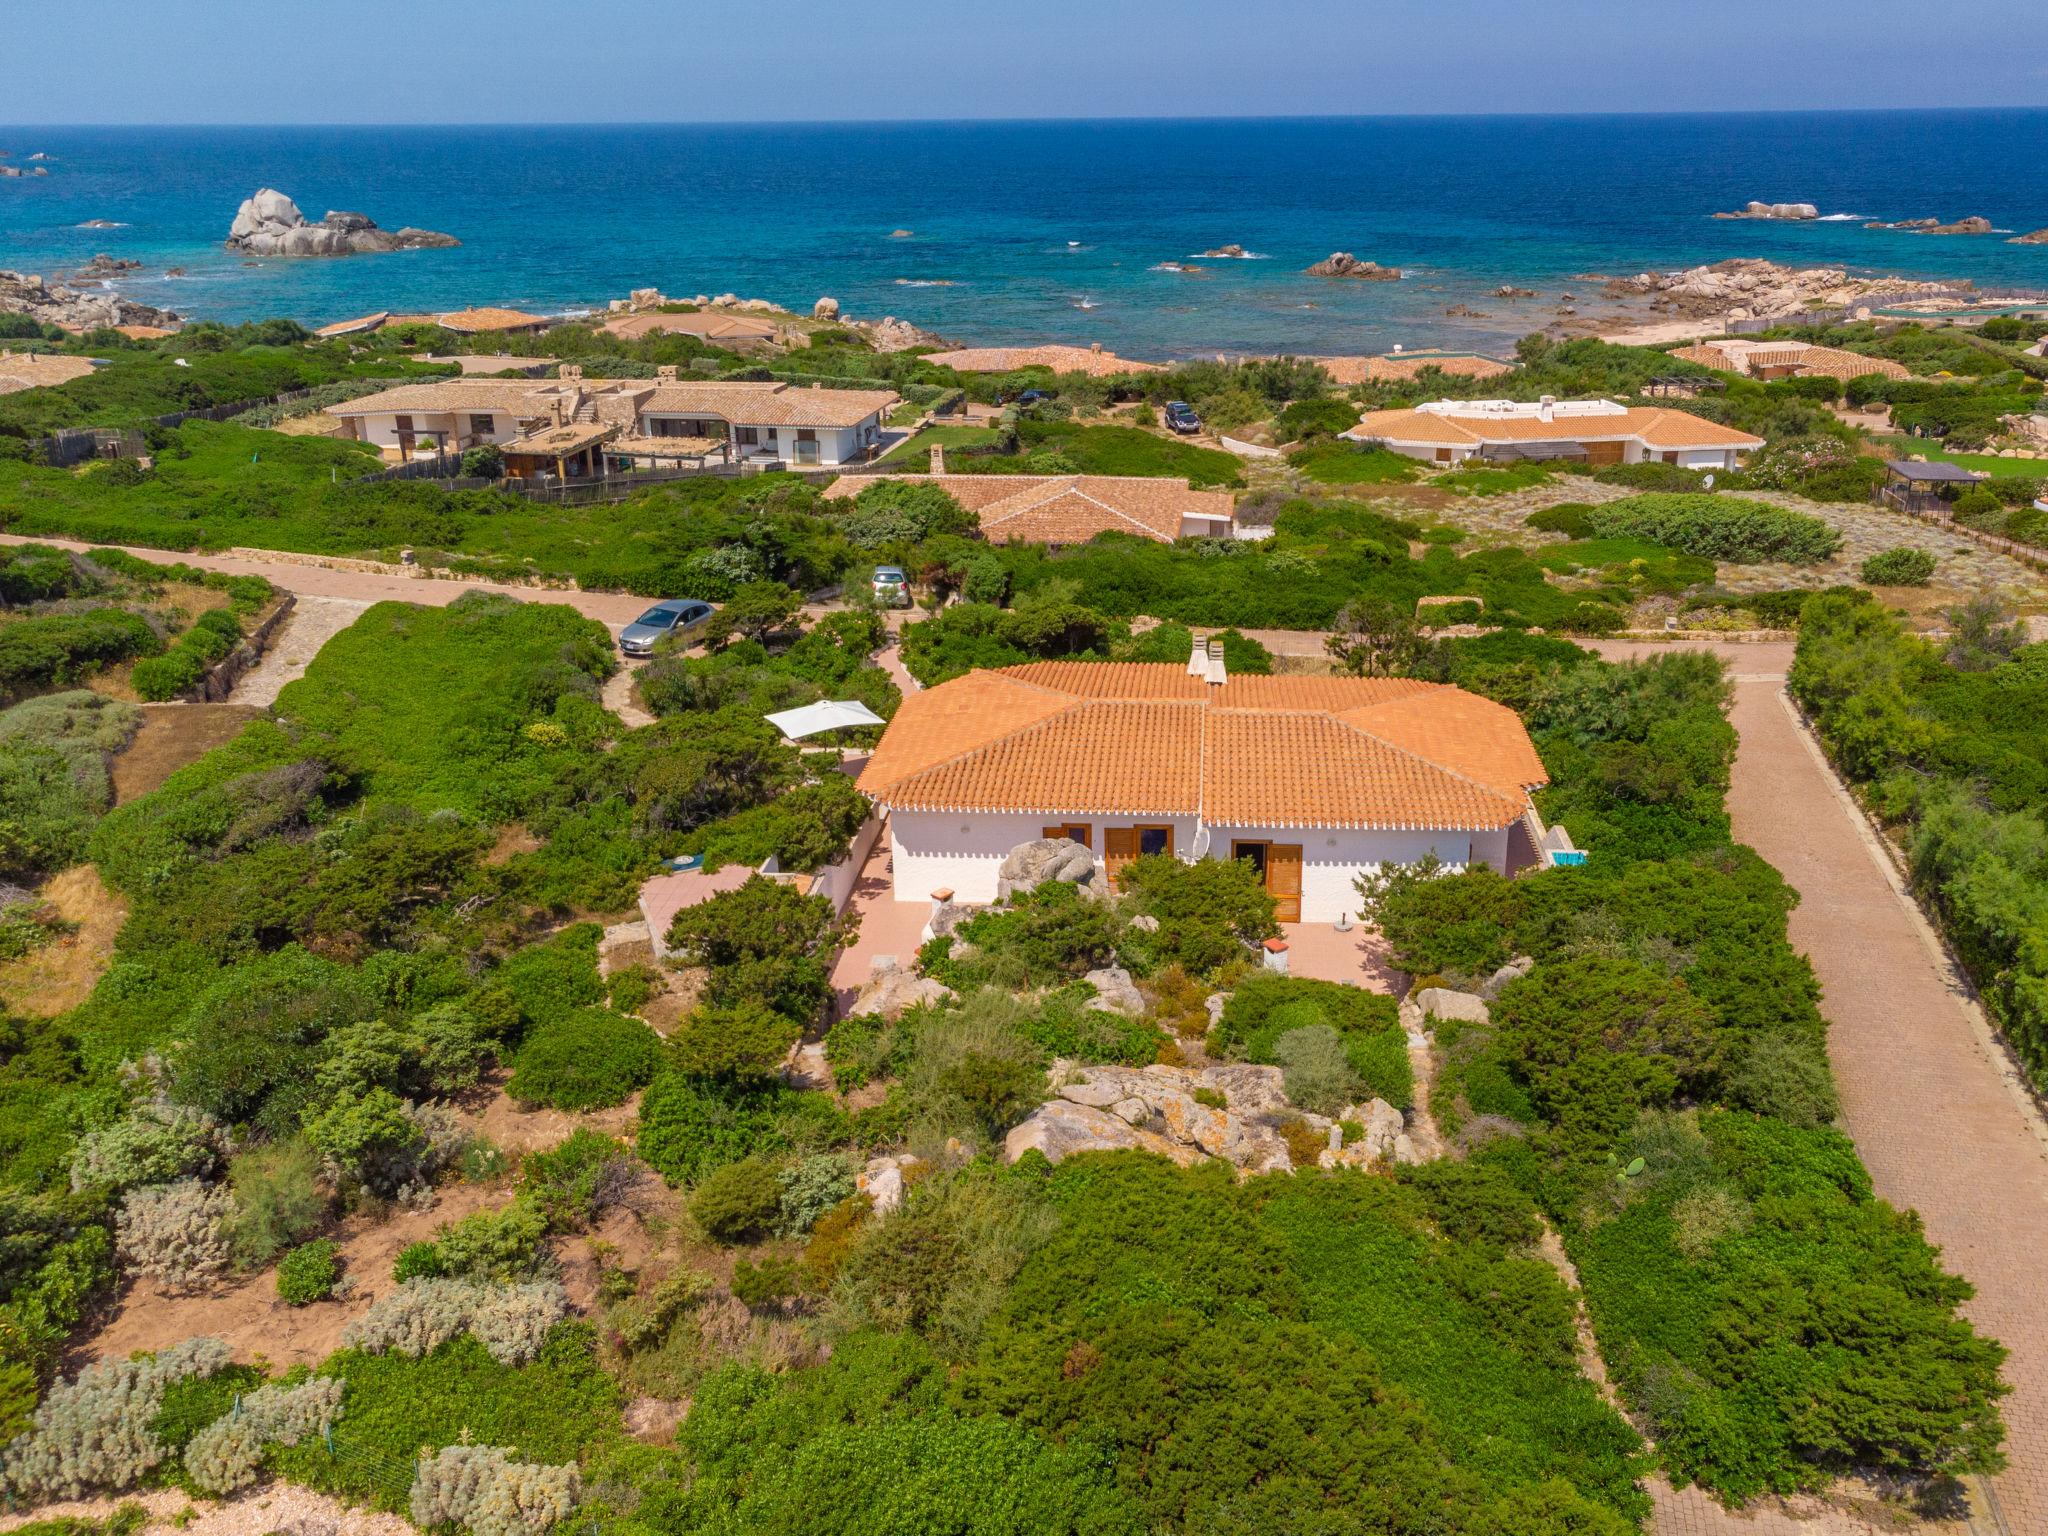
xmin=618 ymin=599 xmax=716 ymax=657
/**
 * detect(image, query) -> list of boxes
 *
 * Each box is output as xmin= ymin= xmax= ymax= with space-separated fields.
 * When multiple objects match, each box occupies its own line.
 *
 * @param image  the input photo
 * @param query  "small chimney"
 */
xmin=812 ymin=381 xmax=821 ymax=389
xmin=1207 ymin=637 xmax=1227 ymax=686
xmin=655 ymin=364 xmax=678 ymax=382
xmin=929 ymin=444 xmax=946 ymax=474
xmin=559 ymin=363 xmax=583 ymax=382
xmin=1538 ymin=394 xmax=1556 ymax=422
xmin=1187 ymin=632 xmax=1226 ymax=684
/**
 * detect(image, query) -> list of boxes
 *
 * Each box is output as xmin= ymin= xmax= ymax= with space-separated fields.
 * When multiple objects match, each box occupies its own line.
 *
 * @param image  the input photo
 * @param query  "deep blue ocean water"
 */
xmin=2 ymin=113 xmax=2046 ymax=356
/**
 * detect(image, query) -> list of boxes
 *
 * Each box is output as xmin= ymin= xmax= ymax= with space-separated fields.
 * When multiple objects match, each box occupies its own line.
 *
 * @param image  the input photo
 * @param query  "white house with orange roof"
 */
xmin=1344 ymin=396 xmax=1762 ymax=469
xmin=822 ymin=471 xmax=1237 ymax=544
xmin=855 ymin=652 xmax=1548 ymax=922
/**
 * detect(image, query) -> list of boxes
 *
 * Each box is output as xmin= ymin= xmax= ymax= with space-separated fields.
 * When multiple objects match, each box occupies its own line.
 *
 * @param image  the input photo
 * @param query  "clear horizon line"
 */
xmin=7 ymin=103 xmax=2048 ymax=130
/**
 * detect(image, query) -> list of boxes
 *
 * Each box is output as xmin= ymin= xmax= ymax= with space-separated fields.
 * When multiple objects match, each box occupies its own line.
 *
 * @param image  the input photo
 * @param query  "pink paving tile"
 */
xmin=830 ymin=832 xmax=931 ymax=1013
xmin=637 ymin=863 xmax=755 ymax=955
xmin=1273 ymin=922 xmax=1400 ymax=990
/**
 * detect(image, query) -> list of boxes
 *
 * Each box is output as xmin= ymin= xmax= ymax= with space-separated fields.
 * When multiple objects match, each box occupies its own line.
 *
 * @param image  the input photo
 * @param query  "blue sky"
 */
xmin=12 ymin=0 xmax=2048 ymax=122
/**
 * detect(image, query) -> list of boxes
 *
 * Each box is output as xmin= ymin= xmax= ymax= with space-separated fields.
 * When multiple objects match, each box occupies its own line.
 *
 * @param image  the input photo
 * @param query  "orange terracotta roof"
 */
xmin=602 ymin=310 xmax=780 ymax=342
xmin=860 ymin=663 xmax=1544 ymax=830
xmin=1669 ymin=339 xmax=1911 ymax=382
xmin=1314 ymin=352 xmax=1513 ymax=385
xmin=1346 ymin=402 xmax=1762 ymax=451
xmin=823 ymin=473 xmax=1233 ymax=544
xmin=919 ymin=344 xmax=1166 ymax=376
xmin=437 ymin=306 xmax=550 ymax=333
xmin=315 ymin=311 xmax=388 ymax=338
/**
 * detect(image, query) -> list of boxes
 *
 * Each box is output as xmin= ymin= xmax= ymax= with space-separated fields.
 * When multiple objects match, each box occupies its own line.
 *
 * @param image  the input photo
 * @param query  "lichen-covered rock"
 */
xmin=1478 ymin=955 xmax=1535 ymax=1000
xmin=1084 ymin=965 xmax=1144 ymax=1016
xmin=849 ymin=959 xmax=956 ymax=1020
xmin=1003 ymin=1099 xmax=1195 ymax=1166
xmin=995 ymin=837 xmax=1099 ymax=900
xmin=1414 ymin=987 xmax=1489 ymax=1025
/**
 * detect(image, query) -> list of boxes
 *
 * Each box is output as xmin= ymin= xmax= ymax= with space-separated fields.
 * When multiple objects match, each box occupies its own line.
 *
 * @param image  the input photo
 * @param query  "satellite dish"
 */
xmin=1702 ymin=472 xmax=1716 ymax=490
xmin=1190 ymin=825 xmax=1212 ymax=859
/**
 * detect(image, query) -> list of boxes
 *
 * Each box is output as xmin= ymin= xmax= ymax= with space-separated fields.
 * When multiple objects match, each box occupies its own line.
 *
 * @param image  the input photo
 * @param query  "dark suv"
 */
xmin=1164 ymin=400 xmax=1201 ymax=434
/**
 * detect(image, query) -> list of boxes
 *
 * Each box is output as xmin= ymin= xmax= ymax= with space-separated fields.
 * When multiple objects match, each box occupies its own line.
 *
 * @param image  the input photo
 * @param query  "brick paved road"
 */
xmin=1592 ymin=639 xmax=2047 ymax=1536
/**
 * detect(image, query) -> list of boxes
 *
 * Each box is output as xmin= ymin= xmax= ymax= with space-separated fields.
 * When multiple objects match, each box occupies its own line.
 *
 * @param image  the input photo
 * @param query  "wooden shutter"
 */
xmin=1104 ymin=827 xmax=1139 ymax=886
xmin=1268 ymin=844 xmax=1303 ymax=924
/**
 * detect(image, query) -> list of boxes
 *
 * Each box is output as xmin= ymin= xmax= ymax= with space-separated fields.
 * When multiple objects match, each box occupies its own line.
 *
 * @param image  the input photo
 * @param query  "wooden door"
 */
xmin=1104 ymin=827 xmax=1138 ymax=887
xmin=1267 ymin=843 xmax=1303 ymax=923
xmin=1585 ymin=440 xmax=1626 ymax=466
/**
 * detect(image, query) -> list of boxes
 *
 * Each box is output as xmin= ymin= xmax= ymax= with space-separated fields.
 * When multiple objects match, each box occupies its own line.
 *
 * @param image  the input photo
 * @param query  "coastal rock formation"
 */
xmin=811 ymin=296 xmax=840 ymax=320
xmin=2011 ymin=229 xmax=2048 ymax=245
xmin=1414 ymin=987 xmax=1489 ymax=1025
xmin=890 ymin=229 xmax=914 ymax=238
xmin=1306 ymin=252 xmax=1400 ymax=280
xmin=0 ymin=269 xmax=181 ymax=332
xmin=1197 ymin=244 xmax=1251 ymax=258
xmin=72 ymin=254 xmax=142 ymax=282
xmin=852 ymin=313 xmax=948 ymax=353
xmin=1604 ymin=258 xmax=1967 ymax=320
xmin=1866 ymin=215 xmax=1993 ymax=235
xmin=848 ymin=958 xmax=956 ymax=1021
xmin=1712 ymin=201 xmax=1818 ymax=221
xmin=0 ymin=166 xmax=50 ymax=179
xmin=1495 ymin=284 xmax=1536 ymax=298
xmin=225 ymin=189 xmax=458 ymax=257
xmin=1003 ymin=1061 xmax=1416 ymax=1174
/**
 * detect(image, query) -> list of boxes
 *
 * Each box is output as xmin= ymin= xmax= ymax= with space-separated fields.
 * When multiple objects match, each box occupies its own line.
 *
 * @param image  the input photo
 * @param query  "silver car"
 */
xmin=871 ymin=565 xmax=913 ymax=608
xmin=618 ymin=599 xmax=716 ymax=657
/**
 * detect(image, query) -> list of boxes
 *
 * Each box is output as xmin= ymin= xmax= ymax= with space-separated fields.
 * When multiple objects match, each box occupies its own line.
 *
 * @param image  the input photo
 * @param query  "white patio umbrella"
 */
xmin=764 ymin=699 xmax=888 ymax=740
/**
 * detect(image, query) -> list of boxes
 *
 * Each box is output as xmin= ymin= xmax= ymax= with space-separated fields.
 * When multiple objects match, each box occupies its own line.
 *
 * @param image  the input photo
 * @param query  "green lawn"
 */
xmin=1285 ymin=441 xmax=1420 ymax=486
xmin=1872 ymin=436 xmax=2048 ymax=479
xmin=879 ymin=423 xmax=1001 ymax=463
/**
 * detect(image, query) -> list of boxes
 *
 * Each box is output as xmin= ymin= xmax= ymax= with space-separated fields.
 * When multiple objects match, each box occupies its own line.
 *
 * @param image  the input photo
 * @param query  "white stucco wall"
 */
xmin=345 ymin=410 xmax=514 ymax=450
xmin=886 ymin=811 xmax=1518 ymax=922
xmin=649 ymin=414 xmax=879 ymax=466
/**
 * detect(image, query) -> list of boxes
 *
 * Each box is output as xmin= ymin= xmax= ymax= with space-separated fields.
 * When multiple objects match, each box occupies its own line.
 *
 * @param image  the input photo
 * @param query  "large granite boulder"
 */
xmin=812 ymin=296 xmax=841 ymax=319
xmin=226 ymin=189 xmax=458 ymax=257
xmin=2010 ymin=228 xmax=2048 ymax=245
xmin=1712 ymin=201 xmax=1818 ymax=221
xmin=995 ymin=837 xmax=1099 ymax=901
xmin=1006 ymin=1060 xmax=1415 ymax=1175
xmin=1414 ymin=987 xmax=1489 ymax=1025
xmin=1478 ymin=955 xmax=1535 ymax=1001
xmin=848 ymin=958 xmax=956 ymax=1020
xmin=1306 ymin=252 xmax=1400 ymax=280
xmin=1084 ymin=966 xmax=1145 ymax=1017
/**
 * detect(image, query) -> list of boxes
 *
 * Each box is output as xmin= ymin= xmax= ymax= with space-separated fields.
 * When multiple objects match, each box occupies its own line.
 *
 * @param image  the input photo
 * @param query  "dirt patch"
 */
xmin=484 ymin=822 xmax=542 ymax=866
xmin=112 ymin=703 xmax=263 ymax=803
xmin=0 ymin=865 xmax=125 ymax=1016
xmin=465 ymin=1076 xmax=641 ymax=1157
xmin=0 ymin=1485 xmax=413 ymax=1536
xmin=76 ymin=1178 xmax=504 ymax=1371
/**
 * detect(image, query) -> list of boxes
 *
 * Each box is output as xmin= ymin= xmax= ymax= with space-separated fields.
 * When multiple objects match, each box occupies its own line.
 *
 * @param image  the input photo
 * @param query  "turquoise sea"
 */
xmin=2 ymin=113 xmax=2046 ymax=356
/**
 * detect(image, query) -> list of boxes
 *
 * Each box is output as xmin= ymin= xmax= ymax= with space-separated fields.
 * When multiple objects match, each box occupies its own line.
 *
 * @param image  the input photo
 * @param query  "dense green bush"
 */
xmin=129 ymin=610 xmax=244 ymax=702
xmin=1212 ymin=973 xmax=1410 ymax=1106
xmin=1525 ymin=503 xmax=1595 ymax=537
xmin=275 ymin=1239 xmax=340 ymax=1305
xmin=0 ymin=610 xmax=161 ymax=703
xmin=1858 ymin=547 xmax=1937 ymax=586
xmin=1583 ymin=494 xmax=1842 ymax=563
xmin=0 ymin=691 xmax=141 ymax=879
xmin=507 ymin=1008 xmax=663 ymax=1111
xmin=689 ymin=1157 xmax=786 ymax=1243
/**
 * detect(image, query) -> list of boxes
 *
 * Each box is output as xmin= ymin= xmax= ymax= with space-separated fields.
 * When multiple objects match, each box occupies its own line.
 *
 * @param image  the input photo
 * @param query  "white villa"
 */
xmin=1344 ymin=396 xmax=1763 ymax=469
xmin=327 ymin=365 xmax=898 ymax=475
xmin=856 ymin=649 xmax=1550 ymax=924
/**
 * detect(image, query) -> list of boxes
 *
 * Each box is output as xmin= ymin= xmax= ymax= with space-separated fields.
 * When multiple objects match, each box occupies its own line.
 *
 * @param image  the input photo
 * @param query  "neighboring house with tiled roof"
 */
xmin=602 ymin=310 xmax=783 ymax=345
xmin=1344 ymin=397 xmax=1762 ymax=469
xmin=821 ymin=472 xmax=1235 ymax=544
xmin=326 ymin=364 xmax=897 ymax=469
xmin=919 ymin=343 xmax=1166 ymax=377
xmin=857 ymin=655 xmax=1548 ymax=921
xmin=1669 ymin=337 xmax=1911 ymax=383
xmin=1313 ymin=351 xmax=1513 ymax=386
xmin=314 ymin=312 xmax=388 ymax=339
xmin=436 ymin=306 xmax=552 ymax=335
xmin=0 ymin=349 xmax=98 ymax=396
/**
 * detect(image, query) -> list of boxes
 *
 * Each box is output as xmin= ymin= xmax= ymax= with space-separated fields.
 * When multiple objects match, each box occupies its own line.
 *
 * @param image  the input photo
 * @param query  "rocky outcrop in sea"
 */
xmin=1306 ymin=252 xmax=1400 ymax=280
xmin=225 ymin=189 xmax=459 ymax=257
xmin=1602 ymin=258 xmax=1971 ymax=319
xmin=1712 ymin=201 xmax=1818 ymax=221
xmin=1865 ymin=215 xmax=1994 ymax=235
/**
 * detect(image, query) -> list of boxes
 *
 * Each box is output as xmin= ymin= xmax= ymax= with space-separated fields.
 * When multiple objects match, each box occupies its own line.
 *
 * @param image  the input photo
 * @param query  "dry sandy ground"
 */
xmin=0 ymin=1485 xmax=413 ymax=1536
xmin=0 ymin=865 xmax=126 ymax=1017
xmin=111 ymin=703 xmax=263 ymax=803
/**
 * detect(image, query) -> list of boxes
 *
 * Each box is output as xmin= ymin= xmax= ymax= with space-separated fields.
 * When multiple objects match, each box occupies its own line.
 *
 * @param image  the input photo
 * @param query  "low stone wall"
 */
xmin=222 ymin=547 xmax=578 ymax=590
xmin=190 ymin=593 xmax=295 ymax=703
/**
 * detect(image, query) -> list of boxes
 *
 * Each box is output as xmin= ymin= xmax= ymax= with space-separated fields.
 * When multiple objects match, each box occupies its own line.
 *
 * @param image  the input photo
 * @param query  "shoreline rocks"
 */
xmin=1306 ymin=252 xmax=1400 ymax=280
xmin=1712 ymin=201 xmax=1818 ymax=221
xmin=72 ymin=254 xmax=142 ymax=282
xmin=1602 ymin=258 xmax=1974 ymax=320
xmin=0 ymin=268 xmax=181 ymax=332
xmin=225 ymin=189 xmax=458 ymax=257
xmin=2010 ymin=229 xmax=2048 ymax=245
xmin=1196 ymin=244 xmax=1252 ymax=258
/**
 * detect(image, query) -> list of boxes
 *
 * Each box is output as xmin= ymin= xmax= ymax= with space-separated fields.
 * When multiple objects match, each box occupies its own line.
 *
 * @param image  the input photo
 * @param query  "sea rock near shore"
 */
xmin=225 ymin=189 xmax=458 ymax=257
xmin=852 ymin=313 xmax=949 ymax=353
xmin=72 ymin=254 xmax=142 ymax=282
xmin=1605 ymin=258 xmax=1968 ymax=320
xmin=1306 ymin=252 xmax=1400 ymax=280
xmin=812 ymin=296 xmax=840 ymax=320
xmin=1197 ymin=244 xmax=1250 ymax=258
xmin=0 ymin=268 xmax=181 ymax=332
xmin=1712 ymin=201 xmax=1818 ymax=221
xmin=1866 ymin=215 xmax=1993 ymax=235
xmin=2010 ymin=229 xmax=2048 ymax=245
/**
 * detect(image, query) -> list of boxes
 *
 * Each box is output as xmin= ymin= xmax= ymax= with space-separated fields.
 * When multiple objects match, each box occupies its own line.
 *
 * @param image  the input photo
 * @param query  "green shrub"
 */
xmin=1859 ymin=547 xmax=1937 ymax=586
xmin=275 ymin=1239 xmax=340 ymax=1305
xmin=0 ymin=609 xmax=160 ymax=703
xmin=690 ymin=1156 xmax=786 ymax=1243
xmin=1590 ymin=461 xmax=1706 ymax=493
xmin=1526 ymin=503 xmax=1595 ymax=538
xmin=1584 ymin=493 xmax=1842 ymax=563
xmin=507 ymin=1008 xmax=662 ymax=1110
xmin=1271 ymin=1024 xmax=1357 ymax=1114
xmin=223 ymin=1138 xmax=326 ymax=1269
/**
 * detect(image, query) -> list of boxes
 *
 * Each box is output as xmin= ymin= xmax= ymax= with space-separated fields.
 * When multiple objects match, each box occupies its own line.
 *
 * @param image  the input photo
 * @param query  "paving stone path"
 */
xmin=1596 ymin=639 xmax=2048 ymax=1536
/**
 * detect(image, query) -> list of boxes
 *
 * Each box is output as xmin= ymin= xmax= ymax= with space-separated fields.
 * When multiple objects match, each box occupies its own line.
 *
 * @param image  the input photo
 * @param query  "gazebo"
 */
xmin=1880 ymin=459 xmax=1986 ymax=515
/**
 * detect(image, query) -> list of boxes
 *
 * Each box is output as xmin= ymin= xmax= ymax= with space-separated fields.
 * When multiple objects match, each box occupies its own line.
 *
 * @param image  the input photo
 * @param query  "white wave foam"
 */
xmin=1815 ymin=213 xmax=1865 ymax=222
